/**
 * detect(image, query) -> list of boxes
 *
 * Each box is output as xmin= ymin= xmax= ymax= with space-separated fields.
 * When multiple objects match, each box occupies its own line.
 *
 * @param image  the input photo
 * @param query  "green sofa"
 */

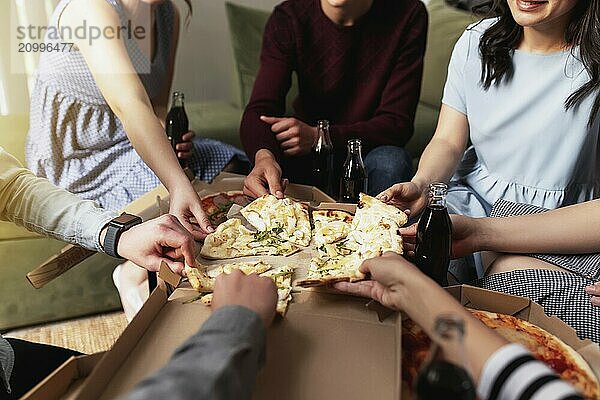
xmin=189 ymin=0 xmax=475 ymax=165
xmin=0 ymin=115 xmax=122 ymax=330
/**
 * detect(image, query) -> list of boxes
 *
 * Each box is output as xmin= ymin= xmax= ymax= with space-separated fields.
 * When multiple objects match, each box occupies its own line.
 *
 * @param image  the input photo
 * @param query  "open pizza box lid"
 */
xmin=46 ymin=284 xmax=403 ymax=400
xmin=447 ymin=285 xmax=600 ymax=379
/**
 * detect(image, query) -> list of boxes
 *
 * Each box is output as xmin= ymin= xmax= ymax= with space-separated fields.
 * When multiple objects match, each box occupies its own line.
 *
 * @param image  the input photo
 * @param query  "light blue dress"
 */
xmin=25 ymin=0 xmax=245 ymax=211
xmin=442 ymin=19 xmax=600 ymax=276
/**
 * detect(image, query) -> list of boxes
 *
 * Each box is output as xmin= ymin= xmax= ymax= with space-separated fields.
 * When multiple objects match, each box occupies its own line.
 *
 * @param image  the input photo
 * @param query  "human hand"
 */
xmin=175 ymin=131 xmax=195 ymax=160
xmin=334 ymin=252 xmax=432 ymax=311
xmin=585 ymin=282 xmax=600 ymax=307
xmin=117 ymin=214 xmax=197 ymax=276
xmin=212 ymin=269 xmax=278 ymax=327
xmin=377 ymin=181 xmax=428 ymax=216
xmin=169 ymin=183 xmax=214 ymax=240
xmin=243 ymin=149 xmax=289 ymax=199
xmin=261 ymin=116 xmax=318 ymax=156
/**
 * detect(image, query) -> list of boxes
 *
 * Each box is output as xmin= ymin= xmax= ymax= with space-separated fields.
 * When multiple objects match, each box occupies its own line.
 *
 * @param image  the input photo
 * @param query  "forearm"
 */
xmin=121 ymin=306 xmax=266 ymax=400
xmin=117 ymin=98 xmax=190 ymax=191
xmin=411 ymin=136 xmax=465 ymax=189
xmin=402 ymin=278 xmax=506 ymax=383
xmin=0 ymin=150 xmax=115 ymax=251
xmin=476 ymin=200 xmax=600 ymax=254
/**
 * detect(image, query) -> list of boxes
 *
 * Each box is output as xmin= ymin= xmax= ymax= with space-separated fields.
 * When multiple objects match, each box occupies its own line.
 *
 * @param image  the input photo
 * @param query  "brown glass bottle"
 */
xmin=311 ymin=120 xmax=334 ymax=196
xmin=339 ymin=139 xmax=367 ymax=203
xmin=166 ymin=91 xmax=189 ymax=168
xmin=414 ymin=182 xmax=452 ymax=286
xmin=415 ymin=315 xmax=476 ymax=400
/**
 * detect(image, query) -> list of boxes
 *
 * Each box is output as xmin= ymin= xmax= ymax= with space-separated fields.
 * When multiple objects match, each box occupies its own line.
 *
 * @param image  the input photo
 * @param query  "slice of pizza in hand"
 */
xmin=200 ymin=218 xmax=299 ymax=259
xmin=241 ymin=194 xmax=312 ymax=247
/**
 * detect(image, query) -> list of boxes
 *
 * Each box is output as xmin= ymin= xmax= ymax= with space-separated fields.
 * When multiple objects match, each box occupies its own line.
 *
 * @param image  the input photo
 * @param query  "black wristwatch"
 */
xmin=103 ymin=213 xmax=143 ymax=259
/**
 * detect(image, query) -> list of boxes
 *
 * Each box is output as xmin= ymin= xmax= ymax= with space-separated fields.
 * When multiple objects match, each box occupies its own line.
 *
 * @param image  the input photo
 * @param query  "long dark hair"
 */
xmin=476 ymin=0 xmax=600 ymax=126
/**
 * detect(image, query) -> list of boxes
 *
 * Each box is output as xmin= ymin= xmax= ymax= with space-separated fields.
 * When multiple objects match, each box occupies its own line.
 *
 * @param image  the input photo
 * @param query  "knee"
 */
xmin=364 ymin=146 xmax=413 ymax=179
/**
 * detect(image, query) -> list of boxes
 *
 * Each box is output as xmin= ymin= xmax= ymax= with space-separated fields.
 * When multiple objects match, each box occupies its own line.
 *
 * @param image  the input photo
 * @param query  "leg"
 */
xmin=363 ymin=145 xmax=413 ymax=196
xmin=3 ymin=339 xmax=81 ymax=399
xmin=112 ymin=261 xmax=150 ymax=322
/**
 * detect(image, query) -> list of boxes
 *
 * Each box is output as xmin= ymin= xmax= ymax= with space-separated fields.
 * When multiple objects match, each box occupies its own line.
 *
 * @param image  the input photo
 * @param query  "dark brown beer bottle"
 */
xmin=415 ymin=182 xmax=452 ymax=286
xmin=311 ymin=120 xmax=334 ymax=196
xmin=166 ymin=91 xmax=189 ymax=168
xmin=415 ymin=315 xmax=476 ymax=400
xmin=339 ymin=139 xmax=367 ymax=203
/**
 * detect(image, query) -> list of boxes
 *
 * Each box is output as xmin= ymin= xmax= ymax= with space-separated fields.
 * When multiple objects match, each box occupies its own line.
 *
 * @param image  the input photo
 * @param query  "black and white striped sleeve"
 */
xmin=478 ymin=343 xmax=584 ymax=400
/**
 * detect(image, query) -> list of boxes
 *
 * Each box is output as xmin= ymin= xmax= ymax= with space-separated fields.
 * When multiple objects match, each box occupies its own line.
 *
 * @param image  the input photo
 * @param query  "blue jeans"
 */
xmin=364 ymin=145 xmax=413 ymax=196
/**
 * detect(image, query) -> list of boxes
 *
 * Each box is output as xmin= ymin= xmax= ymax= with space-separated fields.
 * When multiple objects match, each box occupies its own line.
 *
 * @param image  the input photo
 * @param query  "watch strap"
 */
xmin=104 ymin=213 xmax=142 ymax=258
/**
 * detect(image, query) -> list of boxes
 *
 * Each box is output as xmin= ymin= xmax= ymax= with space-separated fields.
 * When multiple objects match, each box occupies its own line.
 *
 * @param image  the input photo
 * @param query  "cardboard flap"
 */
xmin=158 ymin=261 xmax=182 ymax=288
xmin=458 ymin=285 xmax=531 ymax=317
xmin=76 ymin=288 xmax=169 ymax=399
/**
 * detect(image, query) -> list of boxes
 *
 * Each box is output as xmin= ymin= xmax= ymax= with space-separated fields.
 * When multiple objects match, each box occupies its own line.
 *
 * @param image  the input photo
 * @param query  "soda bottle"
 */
xmin=339 ymin=139 xmax=367 ymax=203
xmin=415 ymin=182 xmax=452 ymax=286
xmin=166 ymin=91 xmax=189 ymax=168
xmin=311 ymin=120 xmax=334 ymax=196
xmin=415 ymin=315 xmax=476 ymax=400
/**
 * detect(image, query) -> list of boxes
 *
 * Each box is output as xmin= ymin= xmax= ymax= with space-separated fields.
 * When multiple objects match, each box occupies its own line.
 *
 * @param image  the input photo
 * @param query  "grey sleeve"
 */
xmin=121 ymin=305 xmax=266 ymax=400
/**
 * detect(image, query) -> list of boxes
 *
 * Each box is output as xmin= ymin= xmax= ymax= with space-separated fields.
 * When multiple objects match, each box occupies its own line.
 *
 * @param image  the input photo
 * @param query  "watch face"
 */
xmin=113 ymin=213 xmax=141 ymax=225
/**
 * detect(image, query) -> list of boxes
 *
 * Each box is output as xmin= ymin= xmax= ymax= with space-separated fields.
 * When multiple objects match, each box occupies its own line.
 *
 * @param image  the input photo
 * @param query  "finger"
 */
xmin=192 ymin=205 xmax=214 ymax=234
xmin=279 ymin=137 xmax=300 ymax=150
xmin=275 ymin=129 xmax=297 ymax=143
xmin=333 ymin=281 xmax=376 ymax=299
xmin=265 ymin=172 xmax=284 ymax=198
xmin=159 ymin=258 xmax=186 ymax=276
xmin=246 ymin=175 xmax=270 ymax=198
xmin=176 ymin=142 xmax=193 ymax=151
xmin=179 ymin=218 xmax=206 ymax=240
xmin=260 ymin=115 xmax=285 ymax=125
xmin=591 ymin=296 xmax=600 ymax=307
xmin=158 ymin=226 xmax=197 ymax=263
xmin=404 ymin=209 xmax=411 ymax=217
xmin=177 ymin=151 xmax=193 ymax=159
xmin=182 ymin=131 xmax=195 ymax=141
xmin=269 ymin=118 xmax=295 ymax=133
xmin=377 ymin=186 xmax=396 ymax=202
xmin=400 ymin=223 xmax=418 ymax=237
xmin=585 ymin=283 xmax=600 ymax=295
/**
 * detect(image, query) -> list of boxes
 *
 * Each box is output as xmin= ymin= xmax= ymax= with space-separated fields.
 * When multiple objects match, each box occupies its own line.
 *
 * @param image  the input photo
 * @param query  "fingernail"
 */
xmin=585 ymin=285 xmax=595 ymax=294
xmin=276 ymin=191 xmax=283 ymax=198
xmin=380 ymin=195 xmax=388 ymax=201
xmin=207 ymin=226 xmax=215 ymax=233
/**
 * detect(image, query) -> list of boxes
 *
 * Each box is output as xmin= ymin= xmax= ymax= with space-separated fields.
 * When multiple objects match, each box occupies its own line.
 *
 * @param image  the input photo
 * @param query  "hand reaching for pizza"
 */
xmin=212 ymin=269 xmax=278 ymax=327
xmin=377 ymin=181 xmax=428 ymax=217
xmin=169 ymin=183 xmax=214 ymax=240
xmin=116 ymin=214 xmax=197 ymax=276
xmin=585 ymin=282 xmax=600 ymax=307
xmin=243 ymin=149 xmax=289 ymax=199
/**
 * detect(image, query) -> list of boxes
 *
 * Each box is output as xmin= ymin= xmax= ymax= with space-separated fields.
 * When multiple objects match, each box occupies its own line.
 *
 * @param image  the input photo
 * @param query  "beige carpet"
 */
xmin=4 ymin=312 xmax=127 ymax=354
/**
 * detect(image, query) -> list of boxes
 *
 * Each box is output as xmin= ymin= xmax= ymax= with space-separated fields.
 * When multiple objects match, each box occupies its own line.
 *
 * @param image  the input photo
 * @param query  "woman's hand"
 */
xmin=175 ymin=131 xmax=195 ymax=160
xmin=169 ymin=184 xmax=214 ymax=240
xmin=585 ymin=282 xmax=600 ymax=307
xmin=377 ymin=181 xmax=428 ymax=216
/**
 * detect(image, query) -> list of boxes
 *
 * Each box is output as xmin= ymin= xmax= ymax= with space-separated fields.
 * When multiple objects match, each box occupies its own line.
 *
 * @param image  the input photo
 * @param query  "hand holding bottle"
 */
xmin=174 ymin=131 xmax=195 ymax=160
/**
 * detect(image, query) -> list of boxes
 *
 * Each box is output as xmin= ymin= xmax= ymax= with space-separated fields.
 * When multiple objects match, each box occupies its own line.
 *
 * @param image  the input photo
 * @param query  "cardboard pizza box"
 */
xmin=55 ymin=285 xmax=403 ymax=400
xmin=21 ymin=352 xmax=105 ymax=400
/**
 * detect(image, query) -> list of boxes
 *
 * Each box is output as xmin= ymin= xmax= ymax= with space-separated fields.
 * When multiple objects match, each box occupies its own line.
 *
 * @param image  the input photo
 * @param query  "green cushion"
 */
xmin=187 ymin=100 xmax=243 ymax=149
xmin=225 ymin=2 xmax=298 ymax=113
xmin=0 ymin=237 xmax=121 ymax=330
xmin=406 ymin=0 xmax=474 ymax=160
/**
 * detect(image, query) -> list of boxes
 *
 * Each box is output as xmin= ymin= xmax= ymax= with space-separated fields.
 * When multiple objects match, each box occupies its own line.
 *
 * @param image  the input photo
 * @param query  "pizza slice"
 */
xmin=241 ymin=195 xmax=312 ymax=247
xmin=200 ymin=218 xmax=300 ymax=259
xmin=185 ymin=261 xmax=295 ymax=315
xmin=296 ymin=253 xmax=364 ymax=287
xmin=400 ymin=312 xmax=600 ymax=400
xmin=200 ymin=191 xmax=250 ymax=226
xmin=312 ymin=209 xmax=353 ymax=246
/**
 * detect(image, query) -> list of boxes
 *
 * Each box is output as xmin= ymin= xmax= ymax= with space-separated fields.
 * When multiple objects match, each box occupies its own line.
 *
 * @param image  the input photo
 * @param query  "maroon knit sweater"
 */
xmin=240 ymin=0 xmax=428 ymax=184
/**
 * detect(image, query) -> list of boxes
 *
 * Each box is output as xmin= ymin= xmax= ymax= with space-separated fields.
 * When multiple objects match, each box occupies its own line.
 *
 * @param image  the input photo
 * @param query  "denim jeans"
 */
xmin=364 ymin=145 xmax=413 ymax=196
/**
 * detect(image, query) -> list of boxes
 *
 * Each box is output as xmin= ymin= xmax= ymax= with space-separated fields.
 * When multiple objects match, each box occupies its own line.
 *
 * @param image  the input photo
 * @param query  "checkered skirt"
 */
xmin=474 ymin=200 xmax=600 ymax=342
